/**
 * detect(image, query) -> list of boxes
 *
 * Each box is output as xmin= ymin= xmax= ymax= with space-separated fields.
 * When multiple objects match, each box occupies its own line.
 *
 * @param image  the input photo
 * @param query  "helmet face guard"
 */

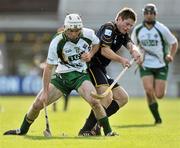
xmin=64 ymin=14 xmax=83 ymax=31
xmin=142 ymin=3 xmax=157 ymax=15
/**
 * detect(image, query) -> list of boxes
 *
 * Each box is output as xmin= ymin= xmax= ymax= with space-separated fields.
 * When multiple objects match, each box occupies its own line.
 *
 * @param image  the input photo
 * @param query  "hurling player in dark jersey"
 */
xmin=79 ymin=7 xmax=143 ymax=136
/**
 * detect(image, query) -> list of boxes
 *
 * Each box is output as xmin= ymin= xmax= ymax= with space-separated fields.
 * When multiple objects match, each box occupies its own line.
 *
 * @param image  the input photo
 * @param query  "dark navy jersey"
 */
xmin=90 ymin=21 xmax=131 ymax=67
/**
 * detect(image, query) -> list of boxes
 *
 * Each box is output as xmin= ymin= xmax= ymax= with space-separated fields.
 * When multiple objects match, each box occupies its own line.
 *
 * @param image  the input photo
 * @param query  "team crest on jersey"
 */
xmin=75 ymin=47 xmax=81 ymax=53
xmin=83 ymin=44 xmax=88 ymax=49
xmin=154 ymin=34 xmax=158 ymax=38
xmin=104 ymin=29 xmax=112 ymax=36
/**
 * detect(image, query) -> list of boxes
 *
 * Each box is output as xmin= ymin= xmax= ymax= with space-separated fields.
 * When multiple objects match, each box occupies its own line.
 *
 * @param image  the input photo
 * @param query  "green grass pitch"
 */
xmin=0 ymin=96 xmax=180 ymax=148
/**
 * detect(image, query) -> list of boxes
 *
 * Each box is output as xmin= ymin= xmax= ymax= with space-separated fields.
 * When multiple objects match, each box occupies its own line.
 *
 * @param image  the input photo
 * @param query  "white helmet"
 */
xmin=64 ymin=13 xmax=83 ymax=30
xmin=142 ymin=3 xmax=157 ymax=14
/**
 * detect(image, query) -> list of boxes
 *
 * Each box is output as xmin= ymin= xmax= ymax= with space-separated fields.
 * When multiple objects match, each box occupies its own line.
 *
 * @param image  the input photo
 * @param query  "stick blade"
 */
xmin=43 ymin=130 xmax=52 ymax=137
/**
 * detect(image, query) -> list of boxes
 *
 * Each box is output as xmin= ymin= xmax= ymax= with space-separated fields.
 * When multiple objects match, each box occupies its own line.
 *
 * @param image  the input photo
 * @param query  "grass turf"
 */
xmin=0 ymin=96 xmax=180 ymax=148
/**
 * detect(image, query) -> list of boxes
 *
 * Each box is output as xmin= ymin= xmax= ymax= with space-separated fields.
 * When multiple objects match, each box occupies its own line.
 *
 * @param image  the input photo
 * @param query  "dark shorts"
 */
xmin=139 ymin=66 xmax=169 ymax=80
xmin=88 ymin=65 xmax=119 ymax=88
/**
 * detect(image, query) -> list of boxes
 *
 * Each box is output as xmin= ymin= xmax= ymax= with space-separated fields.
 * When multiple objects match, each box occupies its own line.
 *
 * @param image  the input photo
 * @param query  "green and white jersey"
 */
xmin=131 ymin=21 xmax=177 ymax=68
xmin=47 ymin=28 xmax=99 ymax=73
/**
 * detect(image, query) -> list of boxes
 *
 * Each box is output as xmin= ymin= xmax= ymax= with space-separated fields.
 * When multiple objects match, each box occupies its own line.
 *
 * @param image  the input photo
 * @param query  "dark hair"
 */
xmin=115 ymin=7 xmax=137 ymax=22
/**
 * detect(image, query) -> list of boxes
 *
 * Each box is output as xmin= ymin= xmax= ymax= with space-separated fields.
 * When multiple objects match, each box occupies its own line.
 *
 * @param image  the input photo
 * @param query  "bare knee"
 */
xmin=100 ymin=93 xmax=113 ymax=108
xmin=89 ymin=99 xmax=101 ymax=109
xmin=155 ymin=92 xmax=165 ymax=99
xmin=112 ymin=88 xmax=129 ymax=107
xmin=120 ymin=93 xmax=129 ymax=105
xmin=154 ymin=79 xmax=166 ymax=99
xmin=121 ymin=95 xmax=128 ymax=106
xmin=114 ymin=94 xmax=128 ymax=107
xmin=145 ymin=87 xmax=154 ymax=96
xmin=155 ymin=87 xmax=165 ymax=99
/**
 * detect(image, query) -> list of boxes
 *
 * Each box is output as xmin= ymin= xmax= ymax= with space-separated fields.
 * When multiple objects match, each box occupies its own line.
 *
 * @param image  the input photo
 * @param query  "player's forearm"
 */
xmin=126 ymin=42 xmax=139 ymax=54
xmin=89 ymin=44 xmax=99 ymax=57
xmin=170 ymin=42 xmax=178 ymax=58
xmin=101 ymin=46 xmax=123 ymax=63
xmin=42 ymin=63 xmax=53 ymax=92
xmin=126 ymin=42 xmax=143 ymax=64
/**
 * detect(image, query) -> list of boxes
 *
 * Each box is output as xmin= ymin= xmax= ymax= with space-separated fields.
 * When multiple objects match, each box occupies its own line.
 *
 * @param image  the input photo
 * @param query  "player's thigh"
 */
xmin=88 ymin=66 xmax=109 ymax=87
xmin=88 ymin=67 xmax=113 ymax=107
xmin=112 ymin=86 xmax=129 ymax=107
xmin=33 ymin=83 xmax=63 ymax=109
xmin=140 ymin=67 xmax=154 ymax=92
xmin=142 ymin=75 xmax=155 ymax=93
xmin=154 ymin=79 xmax=167 ymax=98
xmin=154 ymin=66 xmax=168 ymax=98
xmin=78 ymin=80 xmax=99 ymax=105
xmin=47 ymin=83 xmax=63 ymax=104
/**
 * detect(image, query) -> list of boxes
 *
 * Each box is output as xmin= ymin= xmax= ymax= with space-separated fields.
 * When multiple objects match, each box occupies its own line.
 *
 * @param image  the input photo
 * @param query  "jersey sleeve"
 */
xmin=46 ymin=36 xmax=60 ymax=65
xmin=157 ymin=23 xmax=177 ymax=44
xmin=131 ymin=27 xmax=138 ymax=45
xmin=99 ymin=24 xmax=114 ymax=47
xmin=82 ymin=28 xmax=100 ymax=45
xmin=90 ymin=29 xmax=100 ymax=45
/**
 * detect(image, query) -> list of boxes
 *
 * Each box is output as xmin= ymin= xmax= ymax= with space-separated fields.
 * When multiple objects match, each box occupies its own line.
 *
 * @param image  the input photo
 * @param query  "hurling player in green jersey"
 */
xmin=4 ymin=13 xmax=116 ymax=136
xmin=131 ymin=3 xmax=178 ymax=124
